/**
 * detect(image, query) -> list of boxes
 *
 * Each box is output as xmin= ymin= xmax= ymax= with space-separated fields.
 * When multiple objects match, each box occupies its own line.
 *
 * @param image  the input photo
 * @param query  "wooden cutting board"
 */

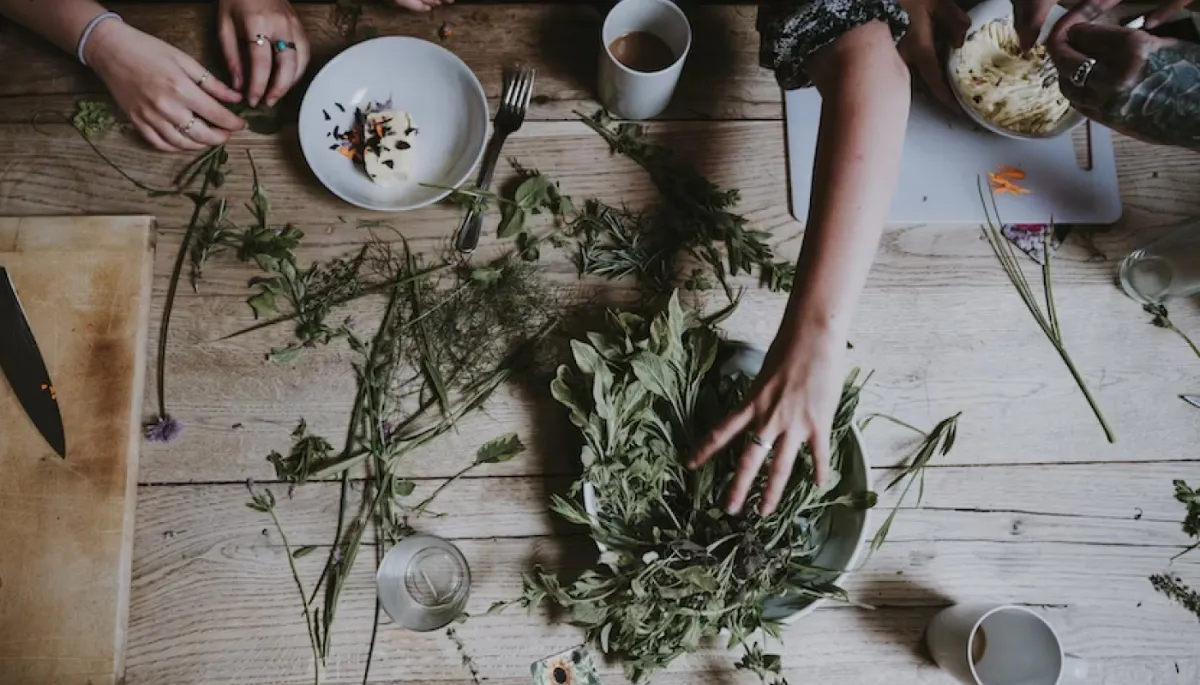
xmin=0 ymin=216 xmax=155 ymax=685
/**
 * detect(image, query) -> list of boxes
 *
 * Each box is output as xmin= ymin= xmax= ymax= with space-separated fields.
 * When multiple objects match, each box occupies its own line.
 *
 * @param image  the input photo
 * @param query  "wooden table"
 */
xmin=2 ymin=2 xmax=1199 ymax=684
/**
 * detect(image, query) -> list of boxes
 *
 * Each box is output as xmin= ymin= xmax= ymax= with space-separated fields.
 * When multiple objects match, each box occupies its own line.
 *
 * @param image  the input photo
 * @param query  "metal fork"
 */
xmin=454 ymin=66 xmax=535 ymax=253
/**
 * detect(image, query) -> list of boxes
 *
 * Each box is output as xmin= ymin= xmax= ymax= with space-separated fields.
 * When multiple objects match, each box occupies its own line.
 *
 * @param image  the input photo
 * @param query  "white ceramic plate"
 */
xmin=581 ymin=342 xmax=871 ymax=624
xmin=946 ymin=0 xmax=1085 ymax=140
xmin=298 ymin=37 xmax=489 ymax=211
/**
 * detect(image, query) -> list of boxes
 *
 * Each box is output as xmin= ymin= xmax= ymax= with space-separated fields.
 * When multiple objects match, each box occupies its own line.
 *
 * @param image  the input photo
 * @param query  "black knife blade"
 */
xmin=0 ymin=267 xmax=66 ymax=457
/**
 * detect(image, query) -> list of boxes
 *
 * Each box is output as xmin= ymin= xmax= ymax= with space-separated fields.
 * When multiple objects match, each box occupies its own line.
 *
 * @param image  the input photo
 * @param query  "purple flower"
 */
xmin=144 ymin=415 xmax=183 ymax=443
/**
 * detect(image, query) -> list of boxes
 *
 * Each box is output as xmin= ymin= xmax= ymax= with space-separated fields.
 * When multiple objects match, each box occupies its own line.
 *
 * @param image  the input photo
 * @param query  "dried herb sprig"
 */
xmin=72 ymin=100 xmax=117 ymax=138
xmin=868 ymin=411 xmax=961 ymax=555
xmin=515 ymin=293 xmax=876 ymax=683
xmin=1170 ymin=479 xmax=1199 ymax=561
xmin=1144 ymin=304 xmax=1200 ymax=358
xmin=153 ymin=145 xmax=230 ymax=427
xmin=1151 ymin=573 xmax=1200 ymax=621
xmin=247 ymin=487 xmax=322 ymax=685
xmin=979 ymin=179 xmax=1114 ymax=443
xmin=579 ymin=110 xmax=794 ymax=296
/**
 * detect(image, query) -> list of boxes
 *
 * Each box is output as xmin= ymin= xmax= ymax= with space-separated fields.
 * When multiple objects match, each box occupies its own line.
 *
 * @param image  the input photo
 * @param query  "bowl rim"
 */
xmin=297 ymin=36 xmax=489 ymax=212
xmin=944 ymin=5 xmax=1085 ymax=140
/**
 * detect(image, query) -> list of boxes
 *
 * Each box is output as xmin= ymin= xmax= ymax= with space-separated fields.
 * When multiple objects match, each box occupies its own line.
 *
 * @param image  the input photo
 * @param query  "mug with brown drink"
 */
xmin=926 ymin=604 xmax=1089 ymax=685
xmin=598 ymin=0 xmax=691 ymax=120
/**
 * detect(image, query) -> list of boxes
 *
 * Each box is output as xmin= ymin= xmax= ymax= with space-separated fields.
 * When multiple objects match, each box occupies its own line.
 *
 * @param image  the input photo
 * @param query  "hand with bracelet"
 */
xmin=0 ymin=0 xmax=310 ymax=151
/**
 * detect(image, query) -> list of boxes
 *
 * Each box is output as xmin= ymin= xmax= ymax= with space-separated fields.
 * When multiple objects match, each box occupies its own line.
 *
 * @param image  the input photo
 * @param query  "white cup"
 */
xmin=926 ymin=604 xmax=1089 ymax=685
xmin=597 ymin=0 xmax=691 ymax=120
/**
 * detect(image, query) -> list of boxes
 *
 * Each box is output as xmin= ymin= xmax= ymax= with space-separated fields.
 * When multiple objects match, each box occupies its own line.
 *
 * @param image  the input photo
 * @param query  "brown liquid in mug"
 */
xmin=609 ymin=31 xmax=677 ymax=73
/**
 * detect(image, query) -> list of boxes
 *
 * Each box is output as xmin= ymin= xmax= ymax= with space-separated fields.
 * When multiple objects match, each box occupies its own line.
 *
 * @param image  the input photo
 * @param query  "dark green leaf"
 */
xmin=475 ymin=432 xmax=525 ymax=464
xmin=292 ymin=545 xmax=318 ymax=559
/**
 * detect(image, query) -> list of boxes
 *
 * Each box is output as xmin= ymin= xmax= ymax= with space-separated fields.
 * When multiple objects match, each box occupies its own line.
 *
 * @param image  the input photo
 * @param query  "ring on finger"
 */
xmin=747 ymin=432 xmax=775 ymax=450
xmin=196 ymin=71 xmax=210 ymax=87
xmin=272 ymin=39 xmax=297 ymax=53
xmin=250 ymin=33 xmax=270 ymax=48
xmin=1069 ymin=58 xmax=1097 ymax=89
xmin=176 ymin=115 xmax=199 ymax=136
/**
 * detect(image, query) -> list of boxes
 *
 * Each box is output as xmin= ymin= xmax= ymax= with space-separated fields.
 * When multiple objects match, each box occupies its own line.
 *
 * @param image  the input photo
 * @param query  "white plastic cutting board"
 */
xmin=784 ymin=89 xmax=1122 ymax=225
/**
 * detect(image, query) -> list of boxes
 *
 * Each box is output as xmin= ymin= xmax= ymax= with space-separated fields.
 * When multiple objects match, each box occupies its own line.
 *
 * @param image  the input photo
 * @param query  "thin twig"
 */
xmin=266 ymin=506 xmax=322 ymax=685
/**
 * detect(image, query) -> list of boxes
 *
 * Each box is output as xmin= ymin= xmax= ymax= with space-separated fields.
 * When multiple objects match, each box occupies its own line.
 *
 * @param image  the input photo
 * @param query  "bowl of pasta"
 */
xmin=946 ymin=0 xmax=1085 ymax=140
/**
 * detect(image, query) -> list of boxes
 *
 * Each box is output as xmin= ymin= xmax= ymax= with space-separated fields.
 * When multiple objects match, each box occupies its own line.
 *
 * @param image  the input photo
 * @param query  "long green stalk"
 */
xmin=978 ymin=178 xmax=1114 ymax=443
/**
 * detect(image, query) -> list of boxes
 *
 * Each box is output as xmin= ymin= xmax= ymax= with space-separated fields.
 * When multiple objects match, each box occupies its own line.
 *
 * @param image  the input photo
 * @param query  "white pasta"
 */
xmin=953 ymin=17 xmax=1071 ymax=135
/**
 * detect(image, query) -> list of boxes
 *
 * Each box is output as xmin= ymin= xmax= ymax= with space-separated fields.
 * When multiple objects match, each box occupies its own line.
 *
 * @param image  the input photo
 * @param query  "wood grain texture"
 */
xmin=125 ymin=493 xmax=1200 ymax=685
xmin=0 ymin=216 xmax=154 ymax=685
xmin=0 ymin=120 xmax=1189 ymax=480
xmin=0 ymin=4 xmax=773 ymax=121
xmin=2 ymin=2 xmax=1199 ymax=682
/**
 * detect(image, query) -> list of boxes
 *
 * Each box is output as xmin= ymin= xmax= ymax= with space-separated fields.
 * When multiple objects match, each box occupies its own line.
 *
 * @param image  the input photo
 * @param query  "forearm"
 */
xmin=0 ymin=0 xmax=111 ymax=57
xmin=783 ymin=20 xmax=910 ymax=340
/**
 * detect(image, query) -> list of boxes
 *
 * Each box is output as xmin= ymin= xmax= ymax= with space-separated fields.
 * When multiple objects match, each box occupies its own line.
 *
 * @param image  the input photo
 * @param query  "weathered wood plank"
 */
xmin=125 ymin=525 xmax=1200 ymax=685
xmin=134 ymin=465 xmax=1200 ymax=546
xmin=0 ymin=4 xmax=775 ymax=121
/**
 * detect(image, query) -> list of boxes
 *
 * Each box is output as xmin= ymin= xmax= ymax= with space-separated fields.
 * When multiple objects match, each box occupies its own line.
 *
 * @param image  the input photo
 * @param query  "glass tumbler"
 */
xmin=377 ymin=534 xmax=470 ymax=632
xmin=1118 ymin=220 xmax=1200 ymax=304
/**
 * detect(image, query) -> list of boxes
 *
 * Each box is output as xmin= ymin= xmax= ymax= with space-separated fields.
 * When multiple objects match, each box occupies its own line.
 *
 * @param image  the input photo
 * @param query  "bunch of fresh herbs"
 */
xmin=506 ymin=294 xmax=876 ymax=683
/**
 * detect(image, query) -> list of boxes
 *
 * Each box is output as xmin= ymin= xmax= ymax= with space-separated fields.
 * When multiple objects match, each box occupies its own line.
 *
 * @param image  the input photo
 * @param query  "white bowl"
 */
xmin=946 ymin=0 xmax=1085 ymax=140
xmin=298 ymin=37 xmax=489 ymax=211
xmin=581 ymin=342 xmax=871 ymax=624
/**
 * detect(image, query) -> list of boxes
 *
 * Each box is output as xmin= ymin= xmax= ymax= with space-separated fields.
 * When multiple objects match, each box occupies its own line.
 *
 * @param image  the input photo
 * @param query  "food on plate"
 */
xmin=952 ymin=17 xmax=1070 ymax=135
xmin=331 ymin=100 xmax=419 ymax=185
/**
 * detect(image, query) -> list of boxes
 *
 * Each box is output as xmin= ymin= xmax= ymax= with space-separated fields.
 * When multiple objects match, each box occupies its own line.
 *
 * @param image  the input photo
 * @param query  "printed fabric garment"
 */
xmin=758 ymin=0 xmax=910 ymax=89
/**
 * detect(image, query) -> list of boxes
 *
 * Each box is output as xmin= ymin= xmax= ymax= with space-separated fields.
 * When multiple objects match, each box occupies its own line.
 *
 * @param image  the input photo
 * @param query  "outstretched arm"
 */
xmin=692 ymin=18 xmax=910 ymax=516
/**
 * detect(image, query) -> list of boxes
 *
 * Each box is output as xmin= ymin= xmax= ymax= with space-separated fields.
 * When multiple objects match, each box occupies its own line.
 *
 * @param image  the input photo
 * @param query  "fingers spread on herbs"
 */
xmin=218 ymin=0 xmax=310 ymax=107
xmin=85 ymin=20 xmax=245 ymax=152
xmin=690 ymin=330 xmax=844 ymax=517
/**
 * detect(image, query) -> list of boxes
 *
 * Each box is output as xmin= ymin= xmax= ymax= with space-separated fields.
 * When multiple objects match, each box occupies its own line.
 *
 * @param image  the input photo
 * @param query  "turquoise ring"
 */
xmin=273 ymin=39 xmax=296 ymax=53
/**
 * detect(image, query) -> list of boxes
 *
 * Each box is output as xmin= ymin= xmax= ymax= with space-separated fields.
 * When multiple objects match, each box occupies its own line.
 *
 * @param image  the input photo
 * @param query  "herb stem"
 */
xmin=266 ymin=506 xmax=322 ymax=685
xmin=409 ymin=463 xmax=476 ymax=517
xmin=156 ymin=147 xmax=222 ymax=417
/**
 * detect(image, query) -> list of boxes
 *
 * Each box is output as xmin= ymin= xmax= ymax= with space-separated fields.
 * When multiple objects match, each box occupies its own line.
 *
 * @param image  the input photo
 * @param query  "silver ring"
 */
xmin=197 ymin=71 xmax=210 ymax=87
xmin=1069 ymin=59 xmax=1096 ymax=89
xmin=251 ymin=33 xmax=269 ymax=47
xmin=177 ymin=115 xmax=198 ymax=136
xmin=748 ymin=432 xmax=774 ymax=450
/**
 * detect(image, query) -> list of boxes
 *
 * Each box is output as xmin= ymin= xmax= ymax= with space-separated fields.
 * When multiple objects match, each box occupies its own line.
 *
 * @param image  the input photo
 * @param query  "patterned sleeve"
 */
xmin=758 ymin=0 xmax=910 ymax=90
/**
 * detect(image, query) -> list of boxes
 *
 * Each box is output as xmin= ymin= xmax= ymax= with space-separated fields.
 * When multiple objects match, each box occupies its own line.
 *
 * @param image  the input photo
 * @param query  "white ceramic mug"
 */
xmin=926 ymin=604 xmax=1089 ymax=685
xmin=597 ymin=0 xmax=691 ymax=120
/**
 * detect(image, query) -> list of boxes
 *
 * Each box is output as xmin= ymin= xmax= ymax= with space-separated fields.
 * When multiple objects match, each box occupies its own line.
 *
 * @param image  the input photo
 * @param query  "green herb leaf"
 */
xmin=292 ymin=545 xmax=318 ymax=559
xmin=476 ymin=432 xmax=526 ymax=464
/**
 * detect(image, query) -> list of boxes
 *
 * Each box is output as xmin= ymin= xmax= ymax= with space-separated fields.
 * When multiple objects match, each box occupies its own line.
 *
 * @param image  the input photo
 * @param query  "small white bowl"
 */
xmin=298 ymin=37 xmax=489 ymax=211
xmin=946 ymin=0 xmax=1084 ymax=140
xmin=581 ymin=342 xmax=871 ymax=624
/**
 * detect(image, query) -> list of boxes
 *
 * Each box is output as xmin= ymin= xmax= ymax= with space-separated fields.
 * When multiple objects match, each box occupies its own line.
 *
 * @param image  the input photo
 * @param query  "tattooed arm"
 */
xmin=1051 ymin=23 xmax=1200 ymax=148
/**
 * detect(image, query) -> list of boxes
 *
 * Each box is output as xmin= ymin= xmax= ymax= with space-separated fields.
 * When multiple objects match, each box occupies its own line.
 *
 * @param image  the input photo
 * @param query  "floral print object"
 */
xmin=531 ymin=647 xmax=601 ymax=685
xmin=758 ymin=0 xmax=910 ymax=89
xmin=1002 ymin=223 xmax=1071 ymax=265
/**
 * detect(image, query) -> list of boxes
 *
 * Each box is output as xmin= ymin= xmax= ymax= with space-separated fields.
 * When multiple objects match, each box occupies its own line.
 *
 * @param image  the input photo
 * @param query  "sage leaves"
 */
xmin=516 ymin=293 xmax=876 ymax=684
xmin=476 ymin=432 xmax=525 ymax=464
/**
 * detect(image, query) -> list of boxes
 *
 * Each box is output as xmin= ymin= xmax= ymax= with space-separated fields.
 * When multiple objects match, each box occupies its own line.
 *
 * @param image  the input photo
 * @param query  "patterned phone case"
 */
xmin=530 ymin=646 xmax=601 ymax=685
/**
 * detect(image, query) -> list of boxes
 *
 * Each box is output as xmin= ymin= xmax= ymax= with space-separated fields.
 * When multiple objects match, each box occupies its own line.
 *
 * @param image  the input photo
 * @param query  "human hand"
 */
xmin=85 ymin=20 xmax=246 ymax=152
xmin=1051 ymin=23 xmax=1200 ymax=147
xmin=388 ymin=0 xmax=452 ymax=13
xmin=898 ymin=0 xmax=971 ymax=108
xmin=689 ymin=328 xmax=845 ymax=516
xmin=1011 ymin=0 xmax=1063 ymax=51
xmin=219 ymin=0 xmax=310 ymax=107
